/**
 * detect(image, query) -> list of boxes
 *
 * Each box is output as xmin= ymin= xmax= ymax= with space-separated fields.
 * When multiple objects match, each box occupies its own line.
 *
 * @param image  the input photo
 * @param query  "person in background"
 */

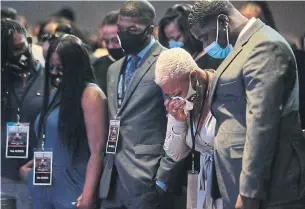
xmin=1 ymin=7 xmax=18 ymax=20
xmin=155 ymin=48 xmax=223 ymax=209
xmin=188 ymin=0 xmax=305 ymax=208
xmin=20 ymin=35 xmax=107 ymax=209
xmin=55 ymin=23 xmax=73 ymax=36
xmin=51 ymin=7 xmax=75 ymax=24
xmin=31 ymin=21 xmax=48 ymax=45
xmin=239 ymin=1 xmax=277 ymax=30
xmin=158 ymin=4 xmax=226 ymax=71
xmin=295 ymin=33 xmax=305 ymax=129
xmin=158 ymin=4 xmax=202 ymax=57
xmin=93 ymin=10 xmax=124 ymax=95
xmin=239 ymin=0 xmax=301 ymax=51
xmin=40 ymin=23 xmax=73 ymax=61
xmin=1 ymin=18 xmax=45 ymax=209
xmin=99 ymin=1 xmax=183 ymax=208
xmin=301 ymin=33 xmax=305 ymax=51
xmin=50 ymin=7 xmax=89 ymax=46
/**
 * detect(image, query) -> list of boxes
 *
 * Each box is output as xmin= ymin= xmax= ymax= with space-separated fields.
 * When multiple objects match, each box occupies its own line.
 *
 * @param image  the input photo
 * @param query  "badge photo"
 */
xmin=6 ymin=122 xmax=29 ymax=158
xmin=33 ymin=151 xmax=53 ymax=186
xmin=106 ymin=120 xmax=120 ymax=154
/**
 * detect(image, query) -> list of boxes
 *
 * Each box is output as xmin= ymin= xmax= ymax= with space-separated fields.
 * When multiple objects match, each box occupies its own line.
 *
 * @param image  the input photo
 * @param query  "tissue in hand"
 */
xmin=171 ymin=96 xmax=194 ymax=115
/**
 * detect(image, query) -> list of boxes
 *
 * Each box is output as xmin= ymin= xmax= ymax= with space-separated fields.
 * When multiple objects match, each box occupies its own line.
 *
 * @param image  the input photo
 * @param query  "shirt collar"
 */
xmin=237 ymin=17 xmax=257 ymax=43
xmin=31 ymin=60 xmax=41 ymax=75
xmin=35 ymin=61 xmax=41 ymax=72
xmin=128 ymin=37 xmax=156 ymax=62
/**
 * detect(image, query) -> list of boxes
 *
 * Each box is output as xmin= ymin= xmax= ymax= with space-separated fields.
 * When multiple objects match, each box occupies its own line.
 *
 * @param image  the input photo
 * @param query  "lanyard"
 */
xmin=16 ymin=107 xmax=21 ymax=125
xmin=117 ymin=57 xmax=129 ymax=109
xmin=38 ymin=90 xmax=60 ymax=150
xmin=10 ymin=62 xmax=40 ymax=123
xmin=189 ymin=71 xmax=210 ymax=173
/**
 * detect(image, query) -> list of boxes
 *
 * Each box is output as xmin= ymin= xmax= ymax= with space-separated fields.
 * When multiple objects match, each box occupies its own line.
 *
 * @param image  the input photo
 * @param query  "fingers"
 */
xmin=165 ymin=99 xmax=188 ymax=121
xmin=76 ymin=194 xmax=82 ymax=207
xmin=26 ymin=160 xmax=34 ymax=168
xmin=168 ymin=99 xmax=185 ymax=111
xmin=235 ymin=194 xmax=243 ymax=209
xmin=164 ymin=99 xmax=170 ymax=107
xmin=77 ymin=194 xmax=83 ymax=201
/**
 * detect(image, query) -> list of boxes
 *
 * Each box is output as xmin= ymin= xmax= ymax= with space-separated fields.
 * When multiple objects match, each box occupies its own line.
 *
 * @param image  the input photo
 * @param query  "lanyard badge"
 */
xmin=33 ymin=146 xmax=53 ymax=186
xmin=6 ymin=108 xmax=30 ymax=159
xmin=6 ymin=122 xmax=30 ymax=158
xmin=106 ymin=119 xmax=121 ymax=154
xmin=31 ymin=89 xmax=59 ymax=186
xmin=33 ymin=134 xmax=53 ymax=186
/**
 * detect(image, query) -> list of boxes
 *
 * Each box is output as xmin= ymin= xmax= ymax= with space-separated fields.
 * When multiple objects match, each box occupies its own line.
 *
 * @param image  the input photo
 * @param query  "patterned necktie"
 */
xmin=124 ymin=56 xmax=139 ymax=91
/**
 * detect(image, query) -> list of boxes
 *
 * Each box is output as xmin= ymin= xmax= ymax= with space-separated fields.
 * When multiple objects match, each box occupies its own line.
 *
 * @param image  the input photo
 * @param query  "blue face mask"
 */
xmin=203 ymin=14 xmax=232 ymax=59
xmin=204 ymin=41 xmax=232 ymax=59
xmin=168 ymin=40 xmax=184 ymax=48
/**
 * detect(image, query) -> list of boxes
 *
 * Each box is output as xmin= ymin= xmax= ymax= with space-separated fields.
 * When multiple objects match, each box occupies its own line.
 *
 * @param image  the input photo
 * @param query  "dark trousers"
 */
xmin=264 ymin=196 xmax=305 ymax=209
xmin=100 ymin=170 xmax=173 ymax=209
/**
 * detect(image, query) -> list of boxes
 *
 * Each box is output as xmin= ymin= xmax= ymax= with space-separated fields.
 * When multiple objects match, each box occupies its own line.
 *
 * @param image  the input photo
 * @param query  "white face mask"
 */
xmin=184 ymin=74 xmax=197 ymax=102
xmin=171 ymin=72 xmax=197 ymax=114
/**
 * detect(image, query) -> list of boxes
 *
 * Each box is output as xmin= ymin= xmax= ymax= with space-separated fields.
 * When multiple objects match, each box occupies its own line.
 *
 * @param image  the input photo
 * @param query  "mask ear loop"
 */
xmin=216 ymin=14 xmax=230 ymax=46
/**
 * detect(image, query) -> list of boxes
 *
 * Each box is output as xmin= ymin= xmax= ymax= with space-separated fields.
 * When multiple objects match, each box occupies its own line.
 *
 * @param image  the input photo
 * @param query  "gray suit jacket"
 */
xmin=210 ymin=19 xmax=305 ymax=208
xmin=99 ymin=41 xmax=181 ymax=198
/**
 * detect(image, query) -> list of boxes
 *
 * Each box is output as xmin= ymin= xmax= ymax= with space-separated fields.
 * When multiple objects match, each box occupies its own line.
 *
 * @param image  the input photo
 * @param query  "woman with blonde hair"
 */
xmin=155 ymin=48 xmax=222 ymax=209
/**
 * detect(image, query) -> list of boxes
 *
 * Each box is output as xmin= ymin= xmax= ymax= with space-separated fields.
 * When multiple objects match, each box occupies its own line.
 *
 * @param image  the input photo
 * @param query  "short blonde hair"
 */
xmin=155 ymin=48 xmax=199 ymax=86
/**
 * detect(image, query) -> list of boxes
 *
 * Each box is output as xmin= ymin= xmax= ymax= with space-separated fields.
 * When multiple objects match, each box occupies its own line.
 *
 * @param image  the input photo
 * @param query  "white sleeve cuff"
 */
xmin=172 ymin=120 xmax=188 ymax=135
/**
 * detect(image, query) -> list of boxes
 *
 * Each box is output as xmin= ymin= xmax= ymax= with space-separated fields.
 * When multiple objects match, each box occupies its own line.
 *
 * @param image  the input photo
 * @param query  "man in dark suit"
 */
xmin=99 ymin=1 xmax=182 ymax=209
xmin=188 ymin=1 xmax=305 ymax=209
xmin=1 ymin=18 xmax=45 ymax=209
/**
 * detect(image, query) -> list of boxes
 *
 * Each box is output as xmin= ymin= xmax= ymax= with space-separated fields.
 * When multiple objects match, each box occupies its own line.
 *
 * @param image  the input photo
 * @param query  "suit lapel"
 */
xmin=110 ymin=58 xmax=126 ymax=113
xmin=208 ymin=44 xmax=243 ymax=105
xmin=209 ymin=19 xmax=265 ymax=106
xmin=118 ymin=42 xmax=162 ymax=114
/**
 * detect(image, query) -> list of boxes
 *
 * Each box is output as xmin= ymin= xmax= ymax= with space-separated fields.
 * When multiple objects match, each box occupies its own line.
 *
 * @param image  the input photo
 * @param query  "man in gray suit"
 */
xmin=188 ymin=1 xmax=305 ymax=209
xmin=99 ymin=1 xmax=182 ymax=209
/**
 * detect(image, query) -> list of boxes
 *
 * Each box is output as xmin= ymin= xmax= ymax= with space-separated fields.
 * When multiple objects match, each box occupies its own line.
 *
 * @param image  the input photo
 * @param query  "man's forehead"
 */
xmin=191 ymin=20 xmax=216 ymax=36
xmin=12 ymin=33 xmax=27 ymax=45
xmin=101 ymin=25 xmax=118 ymax=37
xmin=117 ymin=15 xmax=145 ymax=27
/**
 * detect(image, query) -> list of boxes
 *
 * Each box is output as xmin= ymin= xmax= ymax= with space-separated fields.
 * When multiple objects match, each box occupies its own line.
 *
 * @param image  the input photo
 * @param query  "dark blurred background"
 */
xmin=1 ymin=1 xmax=305 ymax=38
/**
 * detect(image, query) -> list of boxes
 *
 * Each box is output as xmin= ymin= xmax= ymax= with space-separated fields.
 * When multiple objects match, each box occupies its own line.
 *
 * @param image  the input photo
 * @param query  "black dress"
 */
xmin=92 ymin=55 xmax=114 ymax=96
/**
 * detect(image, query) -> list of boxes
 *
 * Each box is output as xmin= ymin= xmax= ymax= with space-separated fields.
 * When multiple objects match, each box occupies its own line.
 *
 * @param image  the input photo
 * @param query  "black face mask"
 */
xmin=5 ymin=53 xmax=31 ymax=76
xmin=50 ymin=73 xmax=63 ymax=88
xmin=107 ymin=48 xmax=125 ymax=60
xmin=117 ymin=27 xmax=149 ymax=55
